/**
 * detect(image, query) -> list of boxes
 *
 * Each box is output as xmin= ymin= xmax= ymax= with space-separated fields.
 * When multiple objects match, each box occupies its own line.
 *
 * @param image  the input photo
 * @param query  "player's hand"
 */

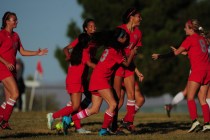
xmin=5 ymin=62 xmax=15 ymax=71
xmin=137 ymin=72 xmax=144 ymax=82
xmin=65 ymin=54 xmax=71 ymax=61
xmin=37 ymin=48 xmax=48 ymax=56
xmin=151 ymin=53 xmax=159 ymax=60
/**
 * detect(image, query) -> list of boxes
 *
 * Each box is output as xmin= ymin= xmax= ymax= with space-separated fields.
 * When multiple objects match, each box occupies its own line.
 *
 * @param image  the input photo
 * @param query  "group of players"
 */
xmin=0 ymin=7 xmax=210 ymax=136
xmin=46 ymin=7 xmax=210 ymax=136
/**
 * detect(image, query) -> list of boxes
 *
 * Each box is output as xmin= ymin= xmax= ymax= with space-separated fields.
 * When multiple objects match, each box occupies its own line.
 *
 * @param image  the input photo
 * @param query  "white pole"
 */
xmin=29 ymin=70 xmax=38 ymax=111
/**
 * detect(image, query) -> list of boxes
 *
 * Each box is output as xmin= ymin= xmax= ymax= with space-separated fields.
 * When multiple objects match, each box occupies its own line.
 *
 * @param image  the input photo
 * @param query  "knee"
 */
xmin=10 ymin=91 xmax=19 ymax=100
xmin=90 ymin=107 xmax=100 ymax=114
xmin=109 ymin=101 xmax=117 ymax=111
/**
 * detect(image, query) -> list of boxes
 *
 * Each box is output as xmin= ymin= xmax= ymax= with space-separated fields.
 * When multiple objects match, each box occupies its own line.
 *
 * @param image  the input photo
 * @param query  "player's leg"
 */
xmin=0 ymin=76 xmax=19 ymax=130
xmin=198 ymin=84 xmax=210 ymax=132
xmin=187 ymin=81 xmax=201 ymax=133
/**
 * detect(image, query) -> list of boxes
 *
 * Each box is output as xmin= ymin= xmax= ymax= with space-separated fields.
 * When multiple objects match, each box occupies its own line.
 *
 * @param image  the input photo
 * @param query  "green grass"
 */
xmin=1 ymin=112 xmax=210 ymax=140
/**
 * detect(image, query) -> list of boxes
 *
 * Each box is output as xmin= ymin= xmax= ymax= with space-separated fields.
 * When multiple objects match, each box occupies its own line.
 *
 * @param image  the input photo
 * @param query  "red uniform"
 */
xmin=65 ymin=38 xmax=95 ymax=93
xmin=0 ymin=29 xmax=23 ymax=81
xmin=115 ymin=24 xmax=142 ymax=77
xmin=181 ymin=33 xmax=210 ymax=84
xmin=89 ymin=47 xmax=124 ymax=93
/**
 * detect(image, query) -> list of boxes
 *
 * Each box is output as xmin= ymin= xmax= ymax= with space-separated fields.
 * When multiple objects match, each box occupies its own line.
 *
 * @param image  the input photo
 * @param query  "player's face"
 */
xmin=7 ymin=15 xmax=18 ymax=28
xmin=131 ymin=13 xmax=142 ymax=26
xmin=184 ymin=23 xmax=192 ymax=36
xmin=85 ymin=21 xmax=96 ymax=35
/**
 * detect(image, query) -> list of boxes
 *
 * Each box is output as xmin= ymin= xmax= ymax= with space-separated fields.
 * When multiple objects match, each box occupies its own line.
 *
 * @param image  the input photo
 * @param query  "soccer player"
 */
xmin=47 ymin=33 xmax=95 ymax=134
xmin=153 ymin=19 xmax=210 ymax=132
xmin=70 ymin=28 xmax=137 ymax=136
xmin=152 ymin=31 xmax=210 ymax=118
xmin=111 ymin=7 xmax=144 ymax=133
xmin=0 ymin=11 xmax=48 ymax=129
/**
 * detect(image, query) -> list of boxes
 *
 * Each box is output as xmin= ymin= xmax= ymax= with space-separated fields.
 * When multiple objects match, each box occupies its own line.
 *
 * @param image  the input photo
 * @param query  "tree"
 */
xmin=54 ymin=0 xmax=210 ymax=97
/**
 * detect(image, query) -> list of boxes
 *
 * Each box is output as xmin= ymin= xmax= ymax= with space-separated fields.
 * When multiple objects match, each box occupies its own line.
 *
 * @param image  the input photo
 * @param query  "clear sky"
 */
xmin=0 ymin=0 xmax=83 ymax=84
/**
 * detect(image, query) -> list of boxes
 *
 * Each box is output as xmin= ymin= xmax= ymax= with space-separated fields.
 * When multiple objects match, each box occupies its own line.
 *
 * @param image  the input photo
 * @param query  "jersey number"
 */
xmin=100 ymin=49 xmax=109 ymax=62
xmin=199 ymin=39 xmax=207 ymax=53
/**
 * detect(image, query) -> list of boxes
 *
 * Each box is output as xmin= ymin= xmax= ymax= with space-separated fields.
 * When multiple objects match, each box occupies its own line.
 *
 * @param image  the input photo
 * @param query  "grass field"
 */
xmin=1 ymin=112 xmax=210 ymax=140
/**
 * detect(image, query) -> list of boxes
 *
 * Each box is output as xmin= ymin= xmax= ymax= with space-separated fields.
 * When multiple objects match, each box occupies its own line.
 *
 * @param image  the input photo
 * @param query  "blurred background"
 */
xmin=0 ymin=0 xmax=210 ymax=113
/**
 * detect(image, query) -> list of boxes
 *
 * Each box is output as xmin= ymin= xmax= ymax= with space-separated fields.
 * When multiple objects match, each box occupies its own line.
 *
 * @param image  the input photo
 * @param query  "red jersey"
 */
xmin=181 ymin=33 xmax=210 ymax=71
xmin=0 ymin=29 xmax=23 ymax=80
xmin=118 ymin=24 xmax=142 ymax=56
xmin=89 ymin=47 xmax=124 ymax=91
xmin=66 ymin=38 xmax=96 ymax=93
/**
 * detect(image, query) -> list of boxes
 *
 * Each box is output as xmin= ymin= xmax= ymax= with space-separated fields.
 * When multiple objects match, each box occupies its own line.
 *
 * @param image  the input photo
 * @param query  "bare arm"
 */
xmin=173 ymin=46 xmax=186 ymax=56
xmin=19 ymin=47 xmax=48 ymax=56
xmin=135 ymin=68 xmax=144 ymax=82
xmin=63 ymin=44 xmax=73 ymax=61
xmin=86 ymin=60 xmax=96 ymax=69
xmin=122 ymin=47 xmax=137 ymax=67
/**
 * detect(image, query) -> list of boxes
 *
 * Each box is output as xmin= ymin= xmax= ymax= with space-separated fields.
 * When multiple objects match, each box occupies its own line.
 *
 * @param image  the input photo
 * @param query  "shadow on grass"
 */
xmin=0 ymin=132 xmax=56 ymax=139
xmin=135 ymin=121 xmax=190 ymax=134
xmin=82 ymin=121 xmax=191 ymax=135
xmin=0 ymin=121 xmax=191 ymax=138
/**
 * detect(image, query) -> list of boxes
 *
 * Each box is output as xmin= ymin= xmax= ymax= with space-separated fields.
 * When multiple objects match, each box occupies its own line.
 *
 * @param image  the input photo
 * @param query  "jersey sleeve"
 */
xmin=69 ymin=38 xmax=79 ymax=48
xmin=181 ymin=37 xmax=191 ymax=50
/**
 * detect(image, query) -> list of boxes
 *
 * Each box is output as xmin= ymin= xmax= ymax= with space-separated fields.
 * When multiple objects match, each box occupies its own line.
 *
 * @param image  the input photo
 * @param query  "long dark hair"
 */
xmin=1 ymin=11 xmax=17 ymax=29
xmin=91 ymin=28 xmax=129 ymax=51
xmin=70 ymin=33 xmax=90 ymax=65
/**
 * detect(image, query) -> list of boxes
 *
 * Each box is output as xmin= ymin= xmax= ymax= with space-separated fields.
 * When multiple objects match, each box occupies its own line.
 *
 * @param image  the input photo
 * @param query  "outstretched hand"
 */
xmin=37 ymin=48 xmax=48 ymax=56
xmin=151 ymin=53 xmax=159 ymax=60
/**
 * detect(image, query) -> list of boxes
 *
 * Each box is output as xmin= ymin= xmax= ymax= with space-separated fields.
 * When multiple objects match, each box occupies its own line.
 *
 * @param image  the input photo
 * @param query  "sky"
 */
xmin=0 ymin=0 xmax=83 ymax=84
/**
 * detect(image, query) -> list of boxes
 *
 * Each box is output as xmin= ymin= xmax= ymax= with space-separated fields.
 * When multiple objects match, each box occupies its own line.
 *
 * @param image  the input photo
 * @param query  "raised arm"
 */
xmin=19 ymin=47 xmax=48 ymax=56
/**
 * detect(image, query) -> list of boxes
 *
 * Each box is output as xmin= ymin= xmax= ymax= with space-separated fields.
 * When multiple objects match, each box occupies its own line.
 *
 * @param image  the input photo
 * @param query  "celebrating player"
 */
xmin=0 ymin=11 xmax=48 ymax=129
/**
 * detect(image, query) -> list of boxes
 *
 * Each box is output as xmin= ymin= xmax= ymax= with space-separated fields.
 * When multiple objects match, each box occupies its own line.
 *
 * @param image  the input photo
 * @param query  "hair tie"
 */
xmin=198 ymin=26 xmax=203 ymax=31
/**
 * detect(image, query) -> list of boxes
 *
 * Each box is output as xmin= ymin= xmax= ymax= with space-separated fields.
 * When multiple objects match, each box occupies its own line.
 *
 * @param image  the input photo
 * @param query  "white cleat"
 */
xmin=202 ymin=124 xmax=210 ymax=132
xmin=188 ymin=120 xmax=200 ymax=133
xmin=76 ymin=128 xmax=91 ymax=134
xmin=47 ymin=113 xmax=54 ymax=130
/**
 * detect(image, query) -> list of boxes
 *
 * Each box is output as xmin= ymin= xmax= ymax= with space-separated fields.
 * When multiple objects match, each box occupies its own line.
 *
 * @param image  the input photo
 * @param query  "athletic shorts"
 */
xmin=0 ymin=70 xmax=15 ymax=81
xmin=115 ymin=66 xmax=135 ymax=78
xmin=188 ymin=70 xmax=210 ymax=85
xmin=66 ymin=83 xmax=84 ymax=94
xmin=89 ymin=76 xmax=111 ymax=92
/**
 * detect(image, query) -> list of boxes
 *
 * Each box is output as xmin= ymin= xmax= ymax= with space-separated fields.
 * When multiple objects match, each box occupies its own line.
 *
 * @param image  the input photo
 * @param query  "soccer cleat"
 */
xmin=188 ymin=120 xmax=201 ymax=133
xmin=47 ymin=113 xmax=54 ymax=130
xmin=98 ymin=128 xmax=110 ymax=136
xmin=0 ymin=120 xmax=12 ymax=130
xmin=76 ymin=128 xmax=91 ymax=134
xmin=202 ymin=123 xmax=210 ymax=132
xmin=120 ymin=121 xmax=135 ymax=132
xmin=62 ymin=116 xmax=71 ymax=135
xmin=164 ymin=104 xmax=172 ymax=118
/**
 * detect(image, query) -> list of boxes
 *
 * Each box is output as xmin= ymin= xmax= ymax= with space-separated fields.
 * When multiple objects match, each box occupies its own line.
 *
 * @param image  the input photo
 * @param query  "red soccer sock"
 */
xmin=52 ymin=106 xmax=73 ymax=119
xmin=0 ymin=102 xmax=6 ymax=115
xmin=201 ymin=104 xmax=210 ymax=123
xmin=123 ymin=100 xmax=135 ymax=122
xmin=102 ymin=111 xmax=114 ymax=129
xmin=187 ymin=100 xmax=198 ymax=121
xmin=3 ymin=98 xmax=16 ymax=121
xmin=72 ymin=109 xmax=90 ymax=129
